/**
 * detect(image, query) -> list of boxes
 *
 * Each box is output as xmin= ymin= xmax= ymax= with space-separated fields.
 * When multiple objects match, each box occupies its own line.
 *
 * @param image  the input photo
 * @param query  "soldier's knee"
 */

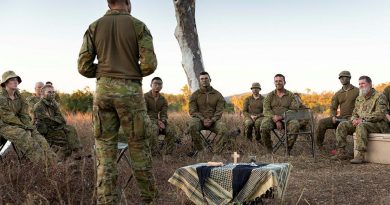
xmin=244 ymin=119 xmax=254 ymax=127
xmin=189 ymin=118 xmax=202 ymax=131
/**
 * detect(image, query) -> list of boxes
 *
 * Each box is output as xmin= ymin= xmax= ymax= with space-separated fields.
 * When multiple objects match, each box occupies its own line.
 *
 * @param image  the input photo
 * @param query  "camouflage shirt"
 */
xmin=78 ymin=10 xmax=157 ymax=79
xmin=26 ymin=95 xmax=41 ymax=116
xmin=383 ymin=85 xmax=390 ymax=115
xmin=263 ymin=89 xmax=299 ymax=117
xmin=33 ymin=98 xmax=66 ymax=131
xmin=0 ymin=88 xmax=32 ymax=128
xmin=189 ymin=86 xmax=225 ymax=122
xmin=351 ymin=89 xmax=387 ymax=123
xmin=144 ymin=90 xmax=168 ymax=123
xmin=243 ymin=95 xmax=264 ymax=118
xmin=330 ymin=84 xmax=359 ymax=119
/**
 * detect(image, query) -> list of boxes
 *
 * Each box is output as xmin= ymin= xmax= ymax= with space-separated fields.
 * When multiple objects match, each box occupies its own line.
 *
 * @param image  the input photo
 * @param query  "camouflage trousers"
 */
xmin=336 ymin=120 xmax=388 ymax=151
xmin=243 ymin=117 xmax=263 ymax=141
xmin=149 ymin=120 xmax=176 ymax=155
xmin=315 ymin=117 xmax=343 ymax=146
xmin=189 ymin=118 xmax=230 ymax=153
xmin=0 ymin=125 xmax=57 ymax=164
xmin=260 ymin=117 xmax=300 ymax=150
xmin=45 ymin=125 xmax=82 ymax=157
xmin=94 ymin=77 xmax=157 ymax=205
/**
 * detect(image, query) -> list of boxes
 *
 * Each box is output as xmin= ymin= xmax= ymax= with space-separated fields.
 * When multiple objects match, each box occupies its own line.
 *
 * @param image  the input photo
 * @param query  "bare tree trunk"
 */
xmin=173 ymin=0 xmax=205 ymax=92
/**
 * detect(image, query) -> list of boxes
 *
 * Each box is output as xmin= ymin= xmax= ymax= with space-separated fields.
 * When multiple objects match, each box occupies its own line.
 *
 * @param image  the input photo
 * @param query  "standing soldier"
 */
xmin=316 ymin=71 xmax=359 ymax=148
xmin=26 ymin=81 xmax=44 ymax=117
xmin=332 ymin=76 xmax=390 ymax=163
xmin=34 ymin=85 xmax=82 ymax=160
xmin=260 ymin=74 xmax=299 ymax=154
xmin=243 ymin=82 xmax=264 ymax=141
xmin=0 ymin=71 xmax=57 ymax=164
xmin=189 ymin=71 xmax=229 ymax=154
xmin=144 ymin=77 xmax=176 ymax=156
xmin=77 ymin=0 xmax=158 ymax=204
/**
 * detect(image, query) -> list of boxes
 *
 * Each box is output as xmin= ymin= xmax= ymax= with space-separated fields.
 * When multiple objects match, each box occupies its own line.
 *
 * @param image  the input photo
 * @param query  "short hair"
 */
xmin=45 ymin=81 xmax=53 ymax=85
xmin=274 ymin=74 xmax=285 ymax=81
xmin=151 ymin=77 xmax=162 ymax=83
xmin=107 ymin=0 xmax=128 ymax=5
xmin=359 ymin=75 xmax=372 ymax=84
xmin=199 ymin=71 xmax=210 ymax=77
xmin=41 ymin=84 xmax=54 ymax=93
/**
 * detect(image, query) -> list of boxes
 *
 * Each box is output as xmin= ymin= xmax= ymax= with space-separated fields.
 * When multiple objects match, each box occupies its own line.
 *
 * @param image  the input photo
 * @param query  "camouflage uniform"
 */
xmin=260 ymin=89 xmax=299 ymax=151
xmin=384 ymin=86 xmax=390 ymax=118
xmin=189 ymin=86 xmax=229 ymax=153
xmin=242 ymin=95 xmax=264 ymax=141
xmin=0 ymin=74 xmax=57 ymax=165
xmin=336 ymin=89 xmax=390 ymax=152
xmin=33 ymin=98 xmax=82 ymax=158
xmin=26 ymin=95 xmax=41 ymax=119
xmin=316 ymin=84 xmax=359 ymax=146
xmin=144 ymin=90 xmax=176 ymax=155
xmin=78 ymin=10 xmax=157 ymax=204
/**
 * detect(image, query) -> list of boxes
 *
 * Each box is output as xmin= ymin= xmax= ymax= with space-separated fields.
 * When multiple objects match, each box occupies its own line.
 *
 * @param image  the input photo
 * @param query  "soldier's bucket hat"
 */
xmin=1 ymin=70 xmax=22 ymax=87
xmin=338 ymin=71 xmax=351 ymax=79
xmin=251 ymin=82 xmax=261 ymax=89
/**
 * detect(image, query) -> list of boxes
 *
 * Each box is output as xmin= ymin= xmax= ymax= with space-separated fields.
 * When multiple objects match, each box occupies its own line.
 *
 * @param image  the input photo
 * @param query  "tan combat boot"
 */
xmin=350 ymin=151 xmax=366 ymax=164
xmin=330 ymin=148 xmax=349 ymax=160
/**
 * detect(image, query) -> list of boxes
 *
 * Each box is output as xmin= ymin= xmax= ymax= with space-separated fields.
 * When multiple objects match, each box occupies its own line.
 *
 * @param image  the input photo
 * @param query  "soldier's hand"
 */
xmin=386 ymin=114 xmax=390 ymax=122
xmin=352 ymin=118 xmax=362 ymax=127
xmin=251 ymin=115 xmax=257 ymax=121
xmin=158 ymin=120 xmax=165 ymax=130
xmin=203 ymin=119 xmax=213 ymax=128
xmin=332 ymin=117 xmax=337 ymax=124
xmin=276 ymin=121 xmax=283 ymax=130
xmin=272 ymin=115 xmax=282 ymax=123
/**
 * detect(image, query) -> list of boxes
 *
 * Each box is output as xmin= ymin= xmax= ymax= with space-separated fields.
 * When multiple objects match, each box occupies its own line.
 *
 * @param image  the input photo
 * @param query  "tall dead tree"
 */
xmin=173 ymin=0 xmax=205 ymax=92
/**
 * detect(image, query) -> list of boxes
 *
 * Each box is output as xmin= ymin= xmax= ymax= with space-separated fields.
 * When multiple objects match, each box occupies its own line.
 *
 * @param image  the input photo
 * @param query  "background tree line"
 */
xmin=20 ymin=82 xmax=390 ymax=114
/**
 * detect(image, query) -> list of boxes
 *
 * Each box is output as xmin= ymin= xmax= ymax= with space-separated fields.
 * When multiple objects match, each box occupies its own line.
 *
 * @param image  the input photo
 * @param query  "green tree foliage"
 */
xmin=58 ymin=87 xmax=93 ymax=113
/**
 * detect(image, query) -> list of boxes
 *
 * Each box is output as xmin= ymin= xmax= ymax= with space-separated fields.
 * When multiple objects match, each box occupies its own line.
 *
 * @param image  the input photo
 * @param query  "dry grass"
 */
xmin=0 ymin=113 xmax=389 ymax=204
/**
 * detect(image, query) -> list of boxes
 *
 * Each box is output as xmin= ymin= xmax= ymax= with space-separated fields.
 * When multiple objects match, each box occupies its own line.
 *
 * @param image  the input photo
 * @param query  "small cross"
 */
xmin=232 ymin=152 xmax=240 ymax=164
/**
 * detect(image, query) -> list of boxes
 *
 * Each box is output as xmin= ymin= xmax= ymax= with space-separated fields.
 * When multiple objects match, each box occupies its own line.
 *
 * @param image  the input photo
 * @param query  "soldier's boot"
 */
xmin=244 ymin=127 xmax=253 ymax=141
xmin=255 ymin=130 xmax=263 ymax=145
xmin=330 ymin=148 xmax=349 ymax=160
xmin=350 ymin=151 xmax=366 ymax=164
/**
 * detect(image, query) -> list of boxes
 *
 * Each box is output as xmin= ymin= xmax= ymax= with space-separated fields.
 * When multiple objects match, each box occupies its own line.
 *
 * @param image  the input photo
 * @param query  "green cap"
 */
xmin=338 ymin=71 xmax=351 ymax=79
xmin=251 ymin=82 xmax=261 ymax=89
xmin=1 ymin=70 xmax=22 ymax=87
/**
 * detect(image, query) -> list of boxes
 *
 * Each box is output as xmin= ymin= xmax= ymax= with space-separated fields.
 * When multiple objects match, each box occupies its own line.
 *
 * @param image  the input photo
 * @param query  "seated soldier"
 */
xmin=26 ymin=81 xmax=44 ymax=118
xmin=383 ymin=85 xmax=390 ymax=124
xmin=144 ymin=77 xmax=176 ymax=156
xmin=189 ymin=71 xmax=229 ymax=154
xmin=260 ymin=74 xmax=299 ymax=154
xmin=243 ymin=82 xmax=264 ymax=141
xmin=34 ymin=84 xmax=82 ymax=160
xmin=316 ymin=71 xmax=359 ymax=148
xmin=0 ymin=71 xmax=57 ymax=164
xmin=332 ymin=76 xmax=390 ymax=164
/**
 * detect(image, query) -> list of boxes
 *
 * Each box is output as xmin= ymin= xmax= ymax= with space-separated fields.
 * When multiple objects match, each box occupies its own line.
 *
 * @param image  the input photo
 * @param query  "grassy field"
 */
xmin=0 ymin=112 xmax=389 ymax=205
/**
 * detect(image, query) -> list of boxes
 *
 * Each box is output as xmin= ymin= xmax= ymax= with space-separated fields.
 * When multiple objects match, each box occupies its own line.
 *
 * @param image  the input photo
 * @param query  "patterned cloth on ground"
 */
xmin=168 ymin=162 xmax=292 ymax=205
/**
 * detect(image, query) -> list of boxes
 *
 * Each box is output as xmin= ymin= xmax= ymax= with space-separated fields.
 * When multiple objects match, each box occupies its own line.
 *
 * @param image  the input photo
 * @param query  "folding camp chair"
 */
xmin=117 ymin=142 xmax=133 ymax=189
xmin=199 ymin=130 xmax=216 ymax=152
xmin=0 ymin=136 xmax=27 ymax=163
xmin=283 ymin=108 xmax=315 ymax=157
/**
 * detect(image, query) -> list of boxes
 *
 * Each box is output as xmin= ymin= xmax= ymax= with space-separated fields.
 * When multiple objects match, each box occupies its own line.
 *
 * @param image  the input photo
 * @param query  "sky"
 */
xmin=1 ymin=0 xmax=390 ymax=96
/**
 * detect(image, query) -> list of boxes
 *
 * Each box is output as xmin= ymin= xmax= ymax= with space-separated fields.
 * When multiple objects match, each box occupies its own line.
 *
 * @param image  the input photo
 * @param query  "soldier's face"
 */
xmin=274 ymin=76 xmax=285 ymax=90
xmin=358 ymin=79 xmax=371 ymax=96
xmin=43 ymin=88 xmax=56 ymax=101
xmin=252 ymin=88 xmax=260 ymax=95
xmin=5 ymin=78 xmax=19 ymax=90
xmin=199 ymin=74 xmax=211 ymax=88
xmin=339 ymin=76 xmax=350 ymax=85
xmin=35 ymin=83 xmax=44 ymax=96
xmin=151 ymin=80 xmax=163 ymax=93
